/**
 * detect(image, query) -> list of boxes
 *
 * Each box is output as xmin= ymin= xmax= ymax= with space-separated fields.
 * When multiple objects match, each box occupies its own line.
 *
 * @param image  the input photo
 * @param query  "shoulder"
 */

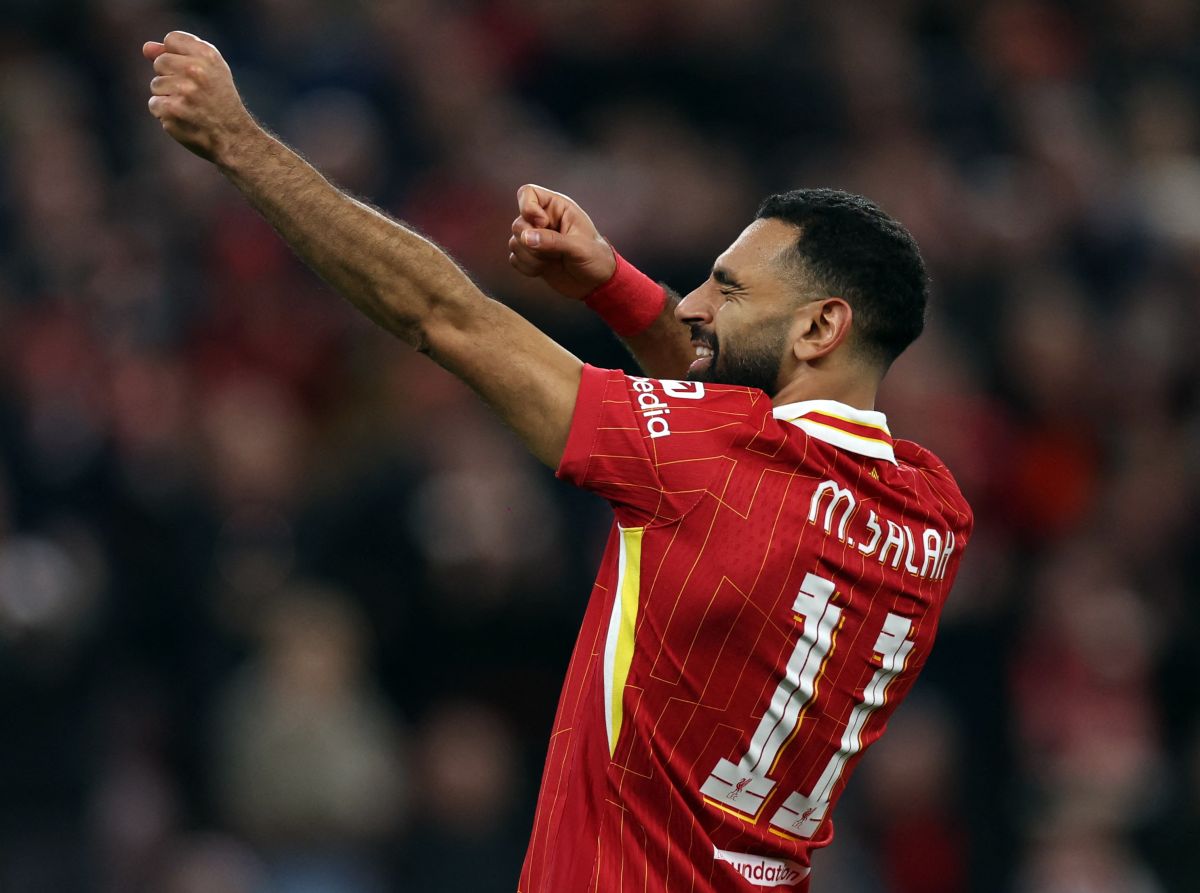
xmin=559 ymin=368 xmax=779 ymax=521
xmin=894 ymin=438 xmax=974 ymax=534
xmin=587 ymin=367 xmax=774 ymax=436
xmin=621 ymin=371 xmax=769 ymax=411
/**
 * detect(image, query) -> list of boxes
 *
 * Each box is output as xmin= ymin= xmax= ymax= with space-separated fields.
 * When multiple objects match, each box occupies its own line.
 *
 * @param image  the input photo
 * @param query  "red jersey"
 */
xmin=519 ymin=365 xmax=972 ymax=892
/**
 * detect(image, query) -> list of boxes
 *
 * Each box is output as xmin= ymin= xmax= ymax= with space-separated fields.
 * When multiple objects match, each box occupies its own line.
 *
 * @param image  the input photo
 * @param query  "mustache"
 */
xmin=690 ymin=325 xmax=718 ymax=351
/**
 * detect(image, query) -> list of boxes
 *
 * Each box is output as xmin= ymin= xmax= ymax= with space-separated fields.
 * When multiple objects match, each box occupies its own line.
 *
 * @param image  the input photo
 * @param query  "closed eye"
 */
xmin=712 ymin=266 xmax=744 ymax=290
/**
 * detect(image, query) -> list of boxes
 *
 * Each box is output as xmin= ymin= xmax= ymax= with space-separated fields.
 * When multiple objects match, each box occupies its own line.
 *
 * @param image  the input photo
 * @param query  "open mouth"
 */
xmin=688 ymin=337 xmax=716 ymax=376
xmin=688 ymin=344 xmax=714 ymax=375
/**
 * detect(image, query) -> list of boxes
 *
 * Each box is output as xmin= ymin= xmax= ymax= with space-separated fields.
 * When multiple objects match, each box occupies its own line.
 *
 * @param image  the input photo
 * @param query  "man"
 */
xmin=144 ymin=31 xmax=971 ymax=892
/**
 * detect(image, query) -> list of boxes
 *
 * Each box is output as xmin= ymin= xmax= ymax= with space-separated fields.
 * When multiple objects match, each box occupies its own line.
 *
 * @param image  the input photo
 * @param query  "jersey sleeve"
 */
xmin=556 ymin=365 xmax=771 ymax=526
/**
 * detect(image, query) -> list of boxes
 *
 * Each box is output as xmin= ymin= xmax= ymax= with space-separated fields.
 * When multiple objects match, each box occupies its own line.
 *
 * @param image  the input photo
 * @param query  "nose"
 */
xmin=675 ymin=283 xmax=716 ymax=328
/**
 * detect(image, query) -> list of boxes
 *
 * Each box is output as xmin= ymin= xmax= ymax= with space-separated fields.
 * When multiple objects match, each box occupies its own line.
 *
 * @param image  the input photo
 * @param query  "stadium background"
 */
xmin=1 ymin=0 xmax=1198 ymax=890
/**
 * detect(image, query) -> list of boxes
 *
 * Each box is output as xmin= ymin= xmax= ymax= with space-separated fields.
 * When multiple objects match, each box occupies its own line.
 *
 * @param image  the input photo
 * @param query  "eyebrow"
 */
xmin=712 ymin=266 xmax=744 ymax=289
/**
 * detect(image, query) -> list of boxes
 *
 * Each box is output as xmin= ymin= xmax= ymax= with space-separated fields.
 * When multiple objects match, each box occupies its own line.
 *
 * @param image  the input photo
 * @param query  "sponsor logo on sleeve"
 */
xmin=661 ymin=380 xmax=706 ymax=400
xmin=629 ymin=378 xmax=706 ymax=439
xmin=713 ymin=847 xmax=809 ymax=887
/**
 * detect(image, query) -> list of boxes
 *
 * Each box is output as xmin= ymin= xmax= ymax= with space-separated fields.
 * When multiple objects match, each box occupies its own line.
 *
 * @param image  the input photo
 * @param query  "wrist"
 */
xmin=214 ymin=114 xmax=270 ymax=174
xmin=583 ymin=249 xmax=667 ymax=337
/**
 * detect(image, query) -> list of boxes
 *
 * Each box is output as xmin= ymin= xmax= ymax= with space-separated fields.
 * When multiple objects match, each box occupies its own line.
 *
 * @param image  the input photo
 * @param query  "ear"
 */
xmin=791 ymin=297 xmax=853 ymax=363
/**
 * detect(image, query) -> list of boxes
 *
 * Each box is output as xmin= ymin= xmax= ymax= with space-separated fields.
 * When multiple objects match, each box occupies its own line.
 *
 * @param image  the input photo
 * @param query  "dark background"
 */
xmin=0 ymin=1 xmax=1197 ymax=891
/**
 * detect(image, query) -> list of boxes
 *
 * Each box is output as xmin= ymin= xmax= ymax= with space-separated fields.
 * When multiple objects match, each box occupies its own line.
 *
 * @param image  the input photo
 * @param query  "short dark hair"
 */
xmin=756 ymin=188 xmax=928 ymax=370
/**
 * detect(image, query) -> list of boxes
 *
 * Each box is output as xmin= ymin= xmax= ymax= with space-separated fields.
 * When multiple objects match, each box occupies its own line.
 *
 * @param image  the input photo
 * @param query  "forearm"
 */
xmin=618 ymin=288 xmax=694 ymax=379
xmin=217 ymin=126 xmax=478 ymax=348
xmin=581 ymin=253 xmax=693 ymax=378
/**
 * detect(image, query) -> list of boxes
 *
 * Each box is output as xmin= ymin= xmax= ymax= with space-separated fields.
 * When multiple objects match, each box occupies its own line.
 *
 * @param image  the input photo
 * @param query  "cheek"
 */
xmin=712 ymin=304 xmax=741 ymax=343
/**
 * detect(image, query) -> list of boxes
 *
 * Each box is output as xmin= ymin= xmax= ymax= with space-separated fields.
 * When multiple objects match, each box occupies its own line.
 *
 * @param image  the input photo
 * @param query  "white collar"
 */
xmin=772 ymin=399 xmax=896 ymax=464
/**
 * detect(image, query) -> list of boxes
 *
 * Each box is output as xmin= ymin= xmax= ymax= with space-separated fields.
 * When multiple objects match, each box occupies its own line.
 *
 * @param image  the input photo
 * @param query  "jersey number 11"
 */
xmin=699 ymin=572 xmax=915 ymax=839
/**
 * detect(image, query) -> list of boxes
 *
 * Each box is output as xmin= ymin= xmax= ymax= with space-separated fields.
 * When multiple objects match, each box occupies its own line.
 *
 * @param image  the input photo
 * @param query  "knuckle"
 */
xmin=148 ymin=96 xmax=175 ymax=119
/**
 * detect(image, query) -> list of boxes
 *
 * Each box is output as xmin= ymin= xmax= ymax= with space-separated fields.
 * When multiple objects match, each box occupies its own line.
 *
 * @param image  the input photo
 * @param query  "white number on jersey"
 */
xmin=699 ymin=572 xmax=915 ymax=837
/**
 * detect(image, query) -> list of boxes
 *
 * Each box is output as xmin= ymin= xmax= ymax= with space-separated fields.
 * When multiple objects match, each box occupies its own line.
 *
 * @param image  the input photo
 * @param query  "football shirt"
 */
xmin=519 ymin=365 xmax=972 ymax=892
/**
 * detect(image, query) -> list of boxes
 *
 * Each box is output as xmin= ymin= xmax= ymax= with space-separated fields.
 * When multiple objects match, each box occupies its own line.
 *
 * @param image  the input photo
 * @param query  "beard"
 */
xmin=686 ymin=318 xmax=789 ymax=395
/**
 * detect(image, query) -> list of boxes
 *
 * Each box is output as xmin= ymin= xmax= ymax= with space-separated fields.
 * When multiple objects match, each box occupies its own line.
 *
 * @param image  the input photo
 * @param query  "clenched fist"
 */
xmin=508 ymin=185 xmax=617 ymax=300
xmin=143 ymin=31 xmax=256 ymax=165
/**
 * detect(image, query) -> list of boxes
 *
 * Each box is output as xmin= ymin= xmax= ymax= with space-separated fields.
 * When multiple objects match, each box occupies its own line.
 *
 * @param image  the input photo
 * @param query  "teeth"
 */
xmin=695 ymin=346 xmax=713 ymax=358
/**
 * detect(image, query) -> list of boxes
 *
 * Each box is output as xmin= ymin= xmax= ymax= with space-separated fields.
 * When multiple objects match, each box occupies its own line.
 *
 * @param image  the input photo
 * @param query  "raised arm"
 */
xmin=507 ymin=185 xmax=696 ymax=379
xmin=143 ymin=32 xmax=580 ymax=468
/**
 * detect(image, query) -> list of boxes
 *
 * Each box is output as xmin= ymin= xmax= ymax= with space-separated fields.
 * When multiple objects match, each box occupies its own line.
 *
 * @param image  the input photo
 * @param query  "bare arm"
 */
xmin=144 ymin=32 xmax=580 ymax=468
xmin=613 ymin=288 xmax=690 ymax=379
xmin=507 ymin=185 xmax=696 ymax=379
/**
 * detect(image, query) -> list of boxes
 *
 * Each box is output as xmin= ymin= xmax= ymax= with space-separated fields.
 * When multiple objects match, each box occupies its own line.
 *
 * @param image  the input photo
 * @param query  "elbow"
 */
xmin=362 ymin=280 xmax=436 ymax=351
xmin=409 ymin=297 xmax=461 ymax=360
xmin=418 ymin=296 xmax=491 ymax=369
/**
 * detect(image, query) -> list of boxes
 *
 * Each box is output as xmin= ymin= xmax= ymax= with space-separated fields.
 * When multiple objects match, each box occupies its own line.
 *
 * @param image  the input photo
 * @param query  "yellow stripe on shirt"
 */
xmin=605 ymin=526 xmax=643 ymax=756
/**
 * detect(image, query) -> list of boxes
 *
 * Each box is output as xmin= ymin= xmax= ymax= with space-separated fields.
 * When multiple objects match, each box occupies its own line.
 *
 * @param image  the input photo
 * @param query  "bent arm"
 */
xmin=598 ymin=276 xmax=693 ymax=380
xmin=508 ymin=184 xmax=695 ymax=379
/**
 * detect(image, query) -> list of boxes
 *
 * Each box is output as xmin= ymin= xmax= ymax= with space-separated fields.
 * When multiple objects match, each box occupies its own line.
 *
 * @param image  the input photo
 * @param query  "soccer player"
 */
xmin=144 ymin=31 xmax=972 ymax=892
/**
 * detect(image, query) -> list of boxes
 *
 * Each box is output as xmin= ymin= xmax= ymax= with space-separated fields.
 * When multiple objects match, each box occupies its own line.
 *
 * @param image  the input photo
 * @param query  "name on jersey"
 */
xmin=808 ymin=479 xmax=955 ymax=581
xmin=630 ymin=376 xmax=705 ymax=439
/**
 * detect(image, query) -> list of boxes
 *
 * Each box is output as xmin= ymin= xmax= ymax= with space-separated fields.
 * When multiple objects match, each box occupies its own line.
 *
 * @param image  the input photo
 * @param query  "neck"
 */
xmin=770 ymin=371 xmax=879 ymax=411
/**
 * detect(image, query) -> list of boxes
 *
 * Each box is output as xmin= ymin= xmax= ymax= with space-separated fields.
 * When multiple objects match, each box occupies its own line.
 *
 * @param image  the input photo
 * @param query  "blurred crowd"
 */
xmin=0 ymin=0 xmax=1197 ymax=891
